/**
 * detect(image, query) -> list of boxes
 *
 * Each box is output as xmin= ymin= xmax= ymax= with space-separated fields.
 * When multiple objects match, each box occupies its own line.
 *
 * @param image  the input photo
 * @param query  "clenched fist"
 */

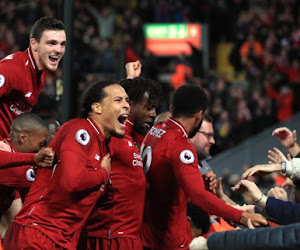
xmin=34 ymin=147 xmax=55 ymax=168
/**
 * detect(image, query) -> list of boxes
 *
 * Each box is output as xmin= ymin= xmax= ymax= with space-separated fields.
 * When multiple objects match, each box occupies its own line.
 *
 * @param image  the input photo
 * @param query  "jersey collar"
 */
xmin=87 ymin=117 xmax=106 ymax=142
xmin=167 ymin=117 xmax=188 ymax=138
xmin=125 ymin=117 xmax=134 ymax=136
xmin=27 ymin=47 xmax=44 ymax=79
xmin=27 ymin=47 xmax=37 ymax=70
xmin=125 ymin=117 xmax=144 ymax=148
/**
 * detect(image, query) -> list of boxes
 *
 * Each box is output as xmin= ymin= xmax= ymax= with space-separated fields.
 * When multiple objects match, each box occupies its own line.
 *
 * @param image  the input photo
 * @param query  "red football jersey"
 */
xmin=85 ymin=118 xmax=146 ymax=239
xmin=141 ymin=118 xmax=242 ymax=249
xmin=0 ymin=150 xmax=35 ymax=167
xmin=0 ymin=48 xmax=45 ymax=139
xmin=13 ymin=118 xmax=110 ymax=249
xmin=0 ymin=139 xmax=35 ymax=187
xmin=0 ymin=139 xmax=35 ymax=217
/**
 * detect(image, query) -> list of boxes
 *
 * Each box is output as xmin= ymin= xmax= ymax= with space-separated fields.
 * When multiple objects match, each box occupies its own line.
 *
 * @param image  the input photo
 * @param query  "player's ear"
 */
xmin=187 ymin=216 xmax=192 ymax=223
xmin=91 ymin=102 xmax=102 ymax=114
xmin=195 ymin=110 xmax=203 ymax=121
xmin=128 ymin=100 xmax=135 ymax=112
xmin=18 ymin=132 xmax=29 ymax=145
xmin=169 ymin=105 xmax=173 ymax=114
xmin=30 ymin=38 xmax=38 ymax=52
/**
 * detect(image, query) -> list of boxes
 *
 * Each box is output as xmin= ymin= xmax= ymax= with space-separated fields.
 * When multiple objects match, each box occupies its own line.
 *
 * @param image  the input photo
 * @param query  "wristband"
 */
xmin=253 ymin=192 xmax=267 ymax=208
xmin=281 ymin=162 xmax=286 ymax=173
xmin=253 ymin=192 xmax=264 ymax=203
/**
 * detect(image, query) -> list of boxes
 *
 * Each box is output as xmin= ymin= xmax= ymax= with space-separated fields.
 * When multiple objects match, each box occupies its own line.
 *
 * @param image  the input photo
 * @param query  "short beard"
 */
xmin=188 ymin=119 xmax=203 ymax=138
xmin=111 ymin=131 xmax=125 ymax=139
xmin=133 ymin=122 xmax=151 ymax=137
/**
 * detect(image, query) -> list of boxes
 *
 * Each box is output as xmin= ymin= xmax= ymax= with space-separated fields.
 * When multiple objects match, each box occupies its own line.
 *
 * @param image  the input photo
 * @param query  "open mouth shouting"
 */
xmin=118 ymin=113 xmax=128 ymax=130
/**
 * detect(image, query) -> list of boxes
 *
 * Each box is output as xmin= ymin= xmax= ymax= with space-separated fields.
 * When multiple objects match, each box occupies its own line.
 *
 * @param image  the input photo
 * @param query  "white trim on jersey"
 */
xmin=87 ymin=118 xmax=100 ymax=134
xmin=168 ymin=117 xmax=188 ymax=138
xmin=27 ymin=48 xmax=36 ymax=69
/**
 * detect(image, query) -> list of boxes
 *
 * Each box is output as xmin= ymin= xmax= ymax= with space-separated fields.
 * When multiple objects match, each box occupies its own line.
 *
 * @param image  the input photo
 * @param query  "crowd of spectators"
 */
xmin=0 ymin=0 xmax=300 ymax=156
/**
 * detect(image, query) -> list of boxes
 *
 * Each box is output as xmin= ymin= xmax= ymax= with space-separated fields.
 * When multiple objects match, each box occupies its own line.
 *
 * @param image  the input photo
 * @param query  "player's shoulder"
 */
xmin=148 ymin=123 xmax=168 ymax=140
xmin=170 ymin=139 xmax=197 ymax=163
xmin=63 ymin=118 xmax=94 ymax=132
xmin=0 ymin=51 xmax=24 ymax=65
xmin=51 ymin=119 xmax=94 ymax=149
xmin=60 ymin=118 xmax=86 ymax=129
xmin=60 ymin=119 xmax=94 ymax=140
xmin=0 ymin=51 xmax=25 ymax=79
xmin=158 ymin=119 xmax=187 ymax=140
xmin=171 ymin=137 xmax=195 ymax=152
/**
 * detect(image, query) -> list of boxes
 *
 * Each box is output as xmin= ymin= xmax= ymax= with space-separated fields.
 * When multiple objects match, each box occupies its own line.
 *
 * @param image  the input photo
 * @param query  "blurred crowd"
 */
xmin=0 ymin=0 xmax=300 ymax=157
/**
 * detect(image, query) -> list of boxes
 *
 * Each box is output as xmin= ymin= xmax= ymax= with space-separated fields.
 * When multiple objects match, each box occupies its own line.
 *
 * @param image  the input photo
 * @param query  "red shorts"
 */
xmin=86 ymin=237 xmax=143 ymax=250
xmin=3 ymin=222 xmax=64 ymax=250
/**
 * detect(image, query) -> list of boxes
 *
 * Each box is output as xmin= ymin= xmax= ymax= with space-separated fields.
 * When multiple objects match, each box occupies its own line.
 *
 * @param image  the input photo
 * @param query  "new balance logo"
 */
xmin=4 ymin=54 xmax=13 ymax=60
xmin=25 ymin=92 xmax=32 ymax=98
xmin=94 ymin=154 xmax=100 ymax=161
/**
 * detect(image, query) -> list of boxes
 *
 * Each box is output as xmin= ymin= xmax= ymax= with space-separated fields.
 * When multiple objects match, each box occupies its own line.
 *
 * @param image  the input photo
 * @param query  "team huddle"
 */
xmin=1 ymin=16 xmax=300 ymax=250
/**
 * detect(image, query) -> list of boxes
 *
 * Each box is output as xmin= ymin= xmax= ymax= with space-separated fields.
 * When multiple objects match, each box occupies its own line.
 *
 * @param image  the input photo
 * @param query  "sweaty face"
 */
xmin=189 ymin=121 xmax=215 ymax=155
xmin=24 ymin=128 xmax=50 ymax=153
xmin=100 ymin=84 xmax=130 ymax=138
xmin=130 ymin=92 xmax=157 ymax=136
xmin=34 ymin=29 xmax=66 ymax=71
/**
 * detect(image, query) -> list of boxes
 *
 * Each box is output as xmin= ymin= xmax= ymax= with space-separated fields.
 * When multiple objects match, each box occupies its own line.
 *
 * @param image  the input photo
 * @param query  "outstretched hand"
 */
xmin=268 ymin=147 xmax=288 ymax=164
xmin=233 ymin=179 xmax=268 ymax=208
xmin=204 ymin=172 xmax=217 ymax=193
xmin=267 ymin=186 xmax=288 ymax=201
xmin=239 ymin=211 xmax=268 ymax=227
xmin=214 ymin=177 xmax=224 ymax=197
xmin=232 ymin=180 xmax=262 ymax=203
xmin=272 ymin=127 xmax=296 ymax=148
xmin=214 ymin=177 xmax=237 ymax=206
xmin=242 ymin=163 xmax=281 ymax=179
xmin=281 ymin=177 xmax=294 ymax=189
xmin=233 ymin=204 xmax=255 ymax=213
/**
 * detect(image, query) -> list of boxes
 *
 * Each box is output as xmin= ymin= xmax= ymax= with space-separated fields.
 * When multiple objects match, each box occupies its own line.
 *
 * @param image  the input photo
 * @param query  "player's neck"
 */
xmin=31 ymin=49 xmax=43 ymax=71
xmin=172 ymin=116 xmax=195 ymax=135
